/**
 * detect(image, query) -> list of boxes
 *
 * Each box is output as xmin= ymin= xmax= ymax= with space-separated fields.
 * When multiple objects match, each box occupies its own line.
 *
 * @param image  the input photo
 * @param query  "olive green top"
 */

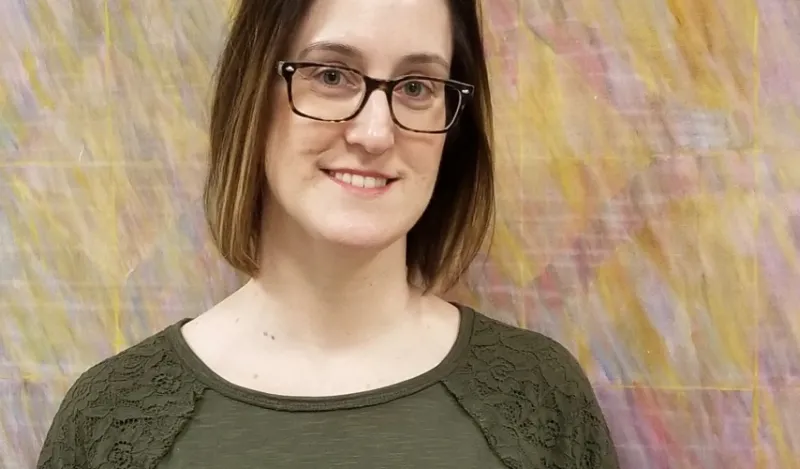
xmin=37 ymin=305 xmax=620 ymax=469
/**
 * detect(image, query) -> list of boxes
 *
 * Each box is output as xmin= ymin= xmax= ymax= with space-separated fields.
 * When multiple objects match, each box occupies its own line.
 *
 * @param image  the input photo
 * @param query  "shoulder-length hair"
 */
xmin=204 ymin=0 xmax=494 ymax=292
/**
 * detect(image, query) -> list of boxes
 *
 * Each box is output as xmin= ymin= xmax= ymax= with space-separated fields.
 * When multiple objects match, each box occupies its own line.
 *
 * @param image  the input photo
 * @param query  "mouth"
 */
xmin=322 ymin=169 xmax=399 ymax=190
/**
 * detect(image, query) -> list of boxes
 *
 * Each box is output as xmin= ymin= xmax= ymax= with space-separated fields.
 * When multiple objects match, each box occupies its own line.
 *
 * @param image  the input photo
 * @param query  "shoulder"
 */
xmin=37 ymin=323 xmax=206 ymax=469
xmin=472 ymin=313 xmax=588 ymax=385
xmin=66 ymin=324 xmax=202 ymax=409
xmin=443 ymin=308 xmax=620 ymax=469
xmin=462 ymin=310 xmax=592 ymax=388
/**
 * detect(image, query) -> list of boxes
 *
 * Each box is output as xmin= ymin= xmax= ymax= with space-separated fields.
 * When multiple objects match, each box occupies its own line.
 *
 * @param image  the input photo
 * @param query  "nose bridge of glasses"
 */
xmin=361 ymin=75 xmax=395 ymax=104
xmin=356 ymin=76 xmax=395 ymax=117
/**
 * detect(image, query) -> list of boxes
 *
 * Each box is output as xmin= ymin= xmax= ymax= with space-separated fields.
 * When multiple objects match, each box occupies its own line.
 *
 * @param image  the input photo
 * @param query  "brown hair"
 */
xmin=204 ymin=0 xmax=494 ymax=292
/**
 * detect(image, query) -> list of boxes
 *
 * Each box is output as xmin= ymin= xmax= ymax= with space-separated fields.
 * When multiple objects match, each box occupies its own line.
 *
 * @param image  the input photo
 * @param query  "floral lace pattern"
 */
xmin=37 ymin=312 xmax=618 ymax=469
xmin=442 ymin=314 xmax=620 ymax=469
xmin=36 ymin=333 xmax=207 ymax=469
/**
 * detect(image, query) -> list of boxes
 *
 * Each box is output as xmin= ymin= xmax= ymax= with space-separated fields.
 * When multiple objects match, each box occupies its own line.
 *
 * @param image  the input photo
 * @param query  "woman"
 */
xmin=37 ymin=0 xmax=619 ymax=467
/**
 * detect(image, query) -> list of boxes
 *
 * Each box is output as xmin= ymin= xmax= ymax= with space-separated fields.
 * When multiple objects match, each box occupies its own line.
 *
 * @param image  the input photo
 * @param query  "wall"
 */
xmin=1 ymin=0 xmax=799 ymax=467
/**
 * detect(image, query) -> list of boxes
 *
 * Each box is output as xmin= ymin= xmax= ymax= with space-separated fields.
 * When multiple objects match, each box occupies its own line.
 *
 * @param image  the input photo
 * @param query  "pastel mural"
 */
xmin=1 ymin=0 xmax=799 ymax=468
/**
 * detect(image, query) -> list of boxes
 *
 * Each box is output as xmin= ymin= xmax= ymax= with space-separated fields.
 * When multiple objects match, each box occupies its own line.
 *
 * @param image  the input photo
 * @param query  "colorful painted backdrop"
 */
xmin=2 ymin=0 xmax=799 ymax=468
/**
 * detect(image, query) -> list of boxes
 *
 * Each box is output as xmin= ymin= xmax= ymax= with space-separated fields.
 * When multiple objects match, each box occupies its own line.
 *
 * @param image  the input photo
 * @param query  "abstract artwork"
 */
xmin=2 ymin=0 xmax=799 ymax=468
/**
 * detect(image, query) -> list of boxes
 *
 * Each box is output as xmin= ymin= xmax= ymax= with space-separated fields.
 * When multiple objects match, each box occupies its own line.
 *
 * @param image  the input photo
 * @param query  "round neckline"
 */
xmin=165 ymin=303 xmax=476 ymax=411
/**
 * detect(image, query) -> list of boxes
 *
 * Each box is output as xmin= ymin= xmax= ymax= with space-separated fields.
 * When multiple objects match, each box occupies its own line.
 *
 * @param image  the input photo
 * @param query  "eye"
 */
xmin=398 ymin=80 xmax=434 ymax=99
xmin=306 ymin=66 xmax=361 ymax=88
xmin=318 ymin=69 xmax=343 ymax=86
xmin=320 ymin=68 xmax=342 ymax=86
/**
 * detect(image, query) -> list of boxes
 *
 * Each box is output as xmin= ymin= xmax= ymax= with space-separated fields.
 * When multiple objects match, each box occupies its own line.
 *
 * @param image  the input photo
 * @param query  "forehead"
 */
xmin=290 ymin=0 xmax=453 ymax=71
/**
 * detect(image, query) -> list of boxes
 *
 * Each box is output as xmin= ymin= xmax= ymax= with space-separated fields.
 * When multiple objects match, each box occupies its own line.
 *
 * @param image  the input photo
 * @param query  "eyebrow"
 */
xmin=297 ymin=41 xmax=451 ymax=72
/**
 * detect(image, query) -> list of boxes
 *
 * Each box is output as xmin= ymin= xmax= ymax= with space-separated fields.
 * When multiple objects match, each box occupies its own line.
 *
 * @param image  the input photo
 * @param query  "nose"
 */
xmin=344 ymin=90 xmax=395 ymax=155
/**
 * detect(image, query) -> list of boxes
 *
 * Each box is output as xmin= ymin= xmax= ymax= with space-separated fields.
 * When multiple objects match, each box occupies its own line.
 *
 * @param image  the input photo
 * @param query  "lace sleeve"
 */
xmin=36 ymin=373 xmax=92 ymax=469
xmin=35 ymin=331 xmax=206 ymax=469
xmin=553 ymin=341 xmax=620 ymax=469
xmin=443 ymin=314 xmax=621 ymax=469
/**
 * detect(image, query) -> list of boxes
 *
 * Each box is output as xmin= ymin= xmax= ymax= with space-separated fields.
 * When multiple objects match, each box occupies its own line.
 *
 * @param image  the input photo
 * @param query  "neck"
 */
xmin=245 ymin=215 xmax=420 ymax=348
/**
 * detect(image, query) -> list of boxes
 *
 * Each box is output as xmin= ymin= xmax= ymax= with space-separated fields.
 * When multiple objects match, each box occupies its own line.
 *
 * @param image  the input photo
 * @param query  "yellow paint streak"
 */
xmin=634 ymin=216 xmax=693 ymax=323
xmin=759 ymin=110 xmax=800 ymax=155
xmin=29 ymin=2 xmax=80 ymax=75
xmin=636 ymin=221 xmax=673 ymax=274
xmin=574 ymin=334 xmax=595 ymax=378
xmin=20 ymin=49 xmax=54 ymax=109
xmin=748 ymin=1 xmax=762 ymax=465
xmin=489 ymin=73 xmax=526 ymax=216
xmin=677 ymin=195 xmax=754 ymax=370
xmin=490 ymin=219 xmax=537 ymax=287
xmin=9 ymin=172 xmax=123 ymax=278
xmin=764 ymin=201 xmax=800 ymax=271
xmin=589 ymin=191 xmax=770 ymax=386
xmin=515 ymin=24 xmax=655 ymax=240
xmin=516 ymin=30 xmax=583 ymax=205
xmin=121 ymin=0 xmax=160 ymax=81
xmin=610 ymin=0 xmax=677 ymax=94
xmin=760 ymin=391 xmax=796 ymax=468
xmin=0 ymin=84 xmax=29 ymax=146
xmin=634 ymin=220 xmax=697 ymax=379
xmin=554 ymin=73 xmax=652 ymax=196
xmin=103 ymin=0 xmax=124 ymax=352
xmin=594 ymin=249 xmax=681 ymax=386
xmin=666 ymin=0 xmax=745 ymax=107
xmin=4 ymin=176 xmax=120 ymax=371
xmin=769 ymin=151 xmax=800 ymax=191
xmin=572 ymin=286 xmax=604 ymax=380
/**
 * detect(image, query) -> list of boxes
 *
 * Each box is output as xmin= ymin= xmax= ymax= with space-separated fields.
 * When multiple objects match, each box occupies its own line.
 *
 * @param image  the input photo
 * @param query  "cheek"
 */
xmin=295 ymin=120 xmax=343 ymax=155
xmin=265 ymin=118 xmax=340 ymax=184
xmin=272 ymin=117 xmax=342 ymax=160
xmin=412 ymin=138 xmax=446 ymax=185
xmin=265 ymin=84 xmax=337 ymax=158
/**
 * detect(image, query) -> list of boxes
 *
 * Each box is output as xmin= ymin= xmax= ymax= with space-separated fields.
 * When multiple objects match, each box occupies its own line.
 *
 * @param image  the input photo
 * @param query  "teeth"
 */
xmin=332 ymin=172 xmax=388 ymax=188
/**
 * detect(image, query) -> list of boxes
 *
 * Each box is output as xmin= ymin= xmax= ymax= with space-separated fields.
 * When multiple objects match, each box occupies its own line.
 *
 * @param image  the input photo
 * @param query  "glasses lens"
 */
xmin=290 ymin=65 xmax=365 ymax=121
xmin=391 ymin=79 xmax=463 ymax=132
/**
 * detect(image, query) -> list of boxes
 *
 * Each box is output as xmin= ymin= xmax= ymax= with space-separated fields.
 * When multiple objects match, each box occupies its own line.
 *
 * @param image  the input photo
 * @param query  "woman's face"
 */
xmin=263 ymin=0 xmax=453 ymax=249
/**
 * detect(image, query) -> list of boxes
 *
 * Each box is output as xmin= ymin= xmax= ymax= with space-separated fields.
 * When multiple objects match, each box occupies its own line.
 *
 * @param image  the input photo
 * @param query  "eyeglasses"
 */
xmin=276 ymin=61 xmax=474 ymax=134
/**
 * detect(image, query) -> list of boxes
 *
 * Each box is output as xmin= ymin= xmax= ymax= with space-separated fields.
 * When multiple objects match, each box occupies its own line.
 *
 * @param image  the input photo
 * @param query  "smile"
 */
xmin=322 ymin=169 xmax=398 ymax=194
xmin=331 ymin=171 xmax=388 ymax=188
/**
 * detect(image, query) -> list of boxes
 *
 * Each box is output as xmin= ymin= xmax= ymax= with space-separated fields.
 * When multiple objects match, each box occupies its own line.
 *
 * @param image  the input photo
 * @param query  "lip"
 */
xmin=321 ymin=169 xmax=397 ymax=196
xmin=323 ymin=168 xmax=397 ymax=180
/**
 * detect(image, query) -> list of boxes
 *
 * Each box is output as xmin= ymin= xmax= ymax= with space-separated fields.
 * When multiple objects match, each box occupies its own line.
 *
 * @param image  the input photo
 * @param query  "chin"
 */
xmin=308 ymin=217 xmax=408 ymax=251
xmin=318 ymin=228 xmax=403 ymax=251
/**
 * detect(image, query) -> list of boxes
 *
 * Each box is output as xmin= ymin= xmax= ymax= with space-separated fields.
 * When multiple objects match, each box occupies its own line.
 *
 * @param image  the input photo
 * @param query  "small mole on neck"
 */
xmin=262 ymin=331 xmax=275 ymax=340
